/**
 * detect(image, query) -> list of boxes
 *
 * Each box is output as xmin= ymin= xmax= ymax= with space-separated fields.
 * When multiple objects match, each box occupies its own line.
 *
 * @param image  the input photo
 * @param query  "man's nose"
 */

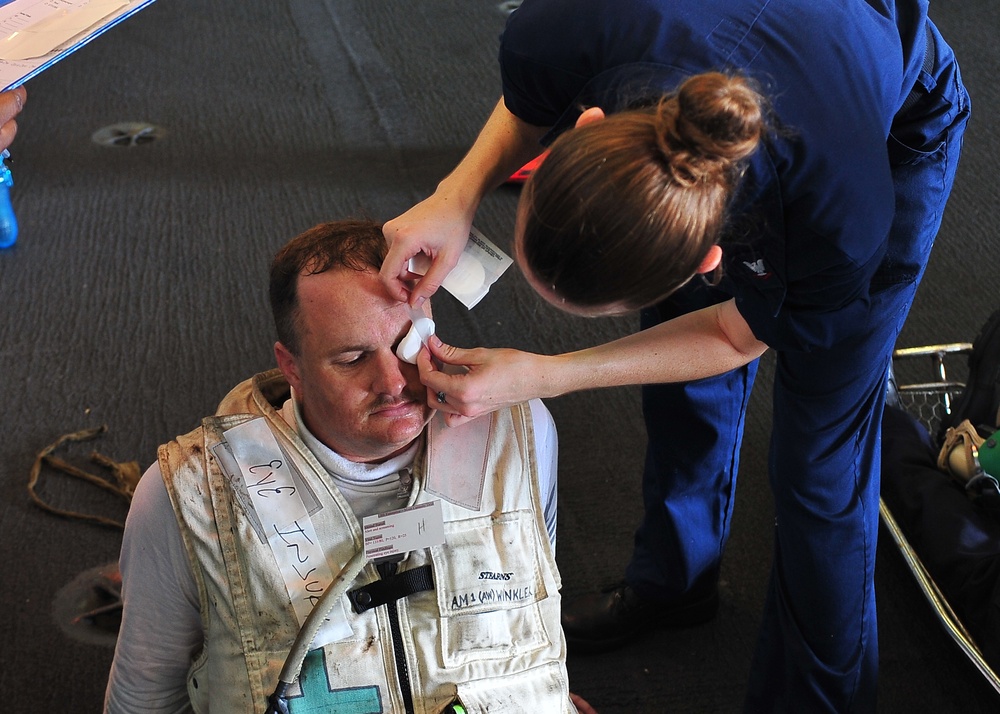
xmin=372 ymin=350 xmax=409 ymax=396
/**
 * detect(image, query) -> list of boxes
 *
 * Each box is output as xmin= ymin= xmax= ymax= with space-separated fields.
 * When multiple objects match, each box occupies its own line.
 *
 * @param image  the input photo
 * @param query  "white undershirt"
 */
xmin=104 ymin=399 xmax=558 ymax=714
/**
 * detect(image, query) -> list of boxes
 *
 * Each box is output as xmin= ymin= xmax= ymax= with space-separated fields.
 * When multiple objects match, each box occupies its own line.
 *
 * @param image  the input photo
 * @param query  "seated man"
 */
xmin=105 ymin=219 xmax=589 ymax=713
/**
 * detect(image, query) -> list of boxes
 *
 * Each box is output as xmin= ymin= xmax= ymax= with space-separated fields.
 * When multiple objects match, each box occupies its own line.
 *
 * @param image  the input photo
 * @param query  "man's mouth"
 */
xmin=370 ymin=397 xmax=419 ymax=417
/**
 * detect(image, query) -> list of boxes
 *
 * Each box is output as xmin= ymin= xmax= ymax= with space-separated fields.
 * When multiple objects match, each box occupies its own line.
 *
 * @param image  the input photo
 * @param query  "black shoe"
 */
xmin=561 ymin=581 xmax=719 ymax=654
xmin=939 ymin=307 xmax=1000 ymax=440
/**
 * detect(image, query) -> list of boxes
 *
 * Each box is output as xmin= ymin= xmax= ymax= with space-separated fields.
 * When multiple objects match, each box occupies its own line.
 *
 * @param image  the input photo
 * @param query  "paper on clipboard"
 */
xmin=0 ymin=0 xmax=157 ymax=91
xmin=1 ymin=0 xmax=127 ymax=60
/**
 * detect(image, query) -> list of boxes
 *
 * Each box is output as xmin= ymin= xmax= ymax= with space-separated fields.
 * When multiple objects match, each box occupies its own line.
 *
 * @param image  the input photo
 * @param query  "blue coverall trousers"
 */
xmin=625 ymin=21 xmax=970 ymax=713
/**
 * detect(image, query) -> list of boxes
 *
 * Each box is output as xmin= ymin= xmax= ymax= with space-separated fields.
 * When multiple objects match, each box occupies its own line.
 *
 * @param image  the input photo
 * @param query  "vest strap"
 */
xmin=347 ymin=564 xmax=435 ymax=614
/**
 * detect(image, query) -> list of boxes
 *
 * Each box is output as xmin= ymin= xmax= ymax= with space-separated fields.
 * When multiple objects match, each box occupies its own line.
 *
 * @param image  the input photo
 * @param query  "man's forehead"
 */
xmin=298 ymin=265 xmax=385 ymax=300
xmin=297 ymin=268 xmax=405 ymax=338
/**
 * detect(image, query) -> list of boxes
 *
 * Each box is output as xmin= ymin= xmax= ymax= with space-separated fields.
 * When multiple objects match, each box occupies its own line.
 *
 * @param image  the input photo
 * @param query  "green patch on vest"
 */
xmin=287 ymin=649 xmax=383 ymax=713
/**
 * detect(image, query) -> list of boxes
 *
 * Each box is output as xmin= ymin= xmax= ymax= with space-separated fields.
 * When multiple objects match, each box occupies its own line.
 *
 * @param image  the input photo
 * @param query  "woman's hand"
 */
xmin=570 ymin=693 xmax=599 ymax=714
xmin=415 ymin=336 xmax=551 ymax=427
xmin=380 ymin=192 xmax=474 ymax=306
xmin=380 ymin=98 xmax=550 ymax=307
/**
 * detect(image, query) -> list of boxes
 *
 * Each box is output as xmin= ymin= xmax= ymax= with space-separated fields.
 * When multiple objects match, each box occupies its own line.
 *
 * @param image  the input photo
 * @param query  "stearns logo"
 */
xmin=478 ymin=571 xmax=514 ymax=581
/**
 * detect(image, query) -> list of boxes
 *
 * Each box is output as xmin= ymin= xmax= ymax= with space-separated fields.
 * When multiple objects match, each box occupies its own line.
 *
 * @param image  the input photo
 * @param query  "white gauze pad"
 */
xmin=396 ymin=315 xmax=436 ymax=364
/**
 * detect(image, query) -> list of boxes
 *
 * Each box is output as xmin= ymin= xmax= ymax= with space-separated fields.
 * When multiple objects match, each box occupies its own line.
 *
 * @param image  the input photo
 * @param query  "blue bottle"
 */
xmin=0 ymin=150 xmax=17 ymax=248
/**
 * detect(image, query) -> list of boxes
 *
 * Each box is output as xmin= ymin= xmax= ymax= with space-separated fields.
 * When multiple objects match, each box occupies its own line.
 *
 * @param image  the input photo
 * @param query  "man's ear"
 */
xmin=696 ymin=245 xmax=723 ymax=274
xmin=274 ymin=342 xmax=302 ymax=393
xmin=575 ymin=106 xmax=606 ymax=128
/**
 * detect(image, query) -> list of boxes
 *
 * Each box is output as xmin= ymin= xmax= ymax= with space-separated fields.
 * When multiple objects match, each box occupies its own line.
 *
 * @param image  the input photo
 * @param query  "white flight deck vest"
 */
xmin=159 ymin=370 xmax=573 ymax=714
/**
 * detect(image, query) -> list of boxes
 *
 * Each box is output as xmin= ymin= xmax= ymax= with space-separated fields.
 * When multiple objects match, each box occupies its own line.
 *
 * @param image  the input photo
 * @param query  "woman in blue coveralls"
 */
xmin=379 ymin=1 xmax=969 ymax=710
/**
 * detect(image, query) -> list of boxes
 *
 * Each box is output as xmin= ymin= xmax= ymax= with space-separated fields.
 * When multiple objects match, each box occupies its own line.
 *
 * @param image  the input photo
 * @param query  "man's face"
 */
xmin=275 ymin=267 xmax=434 ymax=463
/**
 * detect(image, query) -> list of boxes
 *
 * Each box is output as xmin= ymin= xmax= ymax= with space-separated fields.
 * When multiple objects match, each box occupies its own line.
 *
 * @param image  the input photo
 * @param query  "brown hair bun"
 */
xmin=656 ymin=72 xmax=766 ymax=187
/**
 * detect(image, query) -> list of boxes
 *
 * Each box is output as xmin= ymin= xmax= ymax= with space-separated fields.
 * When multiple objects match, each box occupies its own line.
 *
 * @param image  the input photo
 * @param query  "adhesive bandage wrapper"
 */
xmin=396 ymin=316 xmax=436 ymax=364
xmin=408 ymin=227 xmax=513 ymax=309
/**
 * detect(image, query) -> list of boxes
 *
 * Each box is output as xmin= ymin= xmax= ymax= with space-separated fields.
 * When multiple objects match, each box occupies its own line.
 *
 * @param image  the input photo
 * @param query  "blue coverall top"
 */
xmin=499 ymin=0 xmax=932 ymax=353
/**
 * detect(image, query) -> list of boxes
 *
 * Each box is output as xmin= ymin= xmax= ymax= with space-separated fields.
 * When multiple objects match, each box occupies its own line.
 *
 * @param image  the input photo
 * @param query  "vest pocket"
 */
xmin=431 ymin=509 xmax=551 ymax=666
xmin=454 ymin=660 xmax=574 ymax=712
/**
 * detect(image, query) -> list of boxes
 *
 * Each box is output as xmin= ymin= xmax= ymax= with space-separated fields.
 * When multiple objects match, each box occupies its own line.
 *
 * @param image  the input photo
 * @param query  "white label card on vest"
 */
xmin=222 ymin=417 xmax=352 ymax=646
xmin=362 ymin=500 xmax=445 ymax=561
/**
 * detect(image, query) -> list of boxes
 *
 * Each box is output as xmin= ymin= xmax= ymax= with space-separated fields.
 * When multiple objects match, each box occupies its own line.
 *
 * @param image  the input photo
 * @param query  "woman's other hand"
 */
xmin=415 ymin=336 xmax=551 ymax=427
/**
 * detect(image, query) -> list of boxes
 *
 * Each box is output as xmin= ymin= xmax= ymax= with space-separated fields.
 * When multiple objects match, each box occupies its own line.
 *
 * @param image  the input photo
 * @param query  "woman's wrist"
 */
xmin=434 ymin=171 xmax=484 ymax=222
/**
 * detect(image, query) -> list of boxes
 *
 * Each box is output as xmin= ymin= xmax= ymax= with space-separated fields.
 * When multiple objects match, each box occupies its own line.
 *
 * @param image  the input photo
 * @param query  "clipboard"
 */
xmin=0 ymin=0 xmax=157 ymax=91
